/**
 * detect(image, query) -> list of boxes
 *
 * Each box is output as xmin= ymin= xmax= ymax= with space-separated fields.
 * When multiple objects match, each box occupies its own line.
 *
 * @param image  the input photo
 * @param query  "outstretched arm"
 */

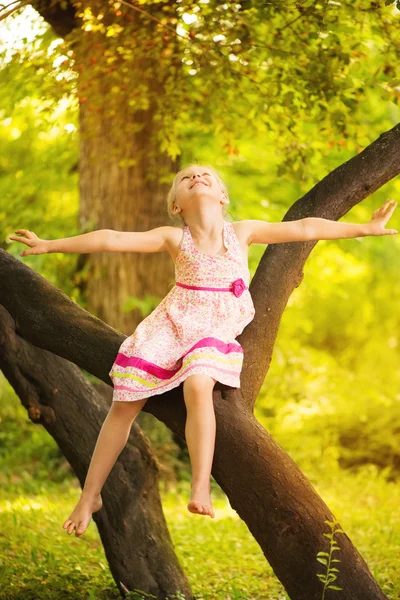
xmin=303 ymin=199 xmax=398 ymax=241
xmin=8 ymin=228 xmax=114 ymax=256
xmin=244 ymin=199 xmax=398 ymax=245
xmin=8 ymin=226 xmax=175 ymax=256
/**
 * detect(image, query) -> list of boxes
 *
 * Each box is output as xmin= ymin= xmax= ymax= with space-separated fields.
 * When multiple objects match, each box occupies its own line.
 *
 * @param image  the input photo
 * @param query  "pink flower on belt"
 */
xmin=231 ymin=278 xmax=247 ymax=297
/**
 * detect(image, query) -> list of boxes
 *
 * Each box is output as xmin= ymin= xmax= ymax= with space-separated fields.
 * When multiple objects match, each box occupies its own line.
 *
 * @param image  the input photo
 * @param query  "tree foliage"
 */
xmin=1 ymin=0 xmax=399 ymax=175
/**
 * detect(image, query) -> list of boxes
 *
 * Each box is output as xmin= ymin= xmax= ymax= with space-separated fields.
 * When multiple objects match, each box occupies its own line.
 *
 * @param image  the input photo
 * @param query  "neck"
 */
xmin=184 ymin=209 xmax=225 ymax=238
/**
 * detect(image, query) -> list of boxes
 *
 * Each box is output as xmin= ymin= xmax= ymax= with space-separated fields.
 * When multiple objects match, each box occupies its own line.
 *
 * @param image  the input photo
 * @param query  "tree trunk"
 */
xmin=0 ymin=303 xmax=192 ymax=600
xmin=72 ymin=5 xmax=179 ymax=334
xmin=35 ymin=0 xmax=180 ymax=333
xmin=78 ymin=98 xmax=178 ymax=333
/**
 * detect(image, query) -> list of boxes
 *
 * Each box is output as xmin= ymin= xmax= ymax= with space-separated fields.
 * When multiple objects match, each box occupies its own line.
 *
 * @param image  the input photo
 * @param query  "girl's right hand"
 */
xmin=8 ymin=229 xmax=49 ymax=256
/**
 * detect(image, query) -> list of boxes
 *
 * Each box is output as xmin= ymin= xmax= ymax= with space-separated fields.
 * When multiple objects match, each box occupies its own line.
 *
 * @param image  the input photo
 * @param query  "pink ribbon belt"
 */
xmin=176 ymin=277 xmax=248 ymax=298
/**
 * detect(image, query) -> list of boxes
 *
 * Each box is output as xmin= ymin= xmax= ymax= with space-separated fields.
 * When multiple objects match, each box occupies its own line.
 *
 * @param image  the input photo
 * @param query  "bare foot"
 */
xmin=187 ymin=486 xmax=215 ymax=518
xmin=62 ymin=492 xmax=103 ymax=537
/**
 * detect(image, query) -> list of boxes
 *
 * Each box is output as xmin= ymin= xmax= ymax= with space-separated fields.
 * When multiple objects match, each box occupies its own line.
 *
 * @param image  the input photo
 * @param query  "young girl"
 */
xmin=9 ymin=163 xmax=397 ymax=537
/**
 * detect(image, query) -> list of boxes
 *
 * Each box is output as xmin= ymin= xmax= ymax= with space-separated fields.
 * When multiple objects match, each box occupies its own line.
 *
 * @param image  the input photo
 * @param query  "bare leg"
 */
xmin=183 ymin=374 xmax=216 ymax=518
xmin=62 ymin=398 xmax=148 ymax=537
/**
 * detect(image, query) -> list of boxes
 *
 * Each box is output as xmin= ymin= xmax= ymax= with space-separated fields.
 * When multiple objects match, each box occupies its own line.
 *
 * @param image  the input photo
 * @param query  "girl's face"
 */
xmin=172 ymin=167 xmax=228 ymax=217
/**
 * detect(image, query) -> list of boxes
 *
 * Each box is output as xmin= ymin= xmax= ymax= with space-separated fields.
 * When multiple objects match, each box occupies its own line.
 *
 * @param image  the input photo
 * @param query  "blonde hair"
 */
xmin=166 ymin=162 xmax=232 ymax=227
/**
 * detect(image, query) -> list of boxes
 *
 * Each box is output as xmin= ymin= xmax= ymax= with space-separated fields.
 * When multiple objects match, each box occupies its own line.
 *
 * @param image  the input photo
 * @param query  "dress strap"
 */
xmin=178 ymin=225 xmax=189 ymax=251
xmin=225 ymin=221 xmax=241 ymax=254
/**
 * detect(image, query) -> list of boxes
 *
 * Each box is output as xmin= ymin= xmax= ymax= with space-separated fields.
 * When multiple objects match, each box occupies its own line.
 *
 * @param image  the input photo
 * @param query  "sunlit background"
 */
xmin=1 ymin=1 xmax=400 ymax=599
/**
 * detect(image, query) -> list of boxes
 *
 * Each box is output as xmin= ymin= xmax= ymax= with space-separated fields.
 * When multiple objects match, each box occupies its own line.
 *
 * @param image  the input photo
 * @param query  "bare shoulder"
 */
xmin=164 ymin=225 xmax=185 ymax=260
xmin=164 ymin=225 xmax=184 ymax=247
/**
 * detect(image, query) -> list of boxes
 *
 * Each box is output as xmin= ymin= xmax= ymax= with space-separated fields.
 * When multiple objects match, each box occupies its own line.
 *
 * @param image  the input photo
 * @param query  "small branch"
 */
xmin=0 ymin=0 xmax=32 ymax=23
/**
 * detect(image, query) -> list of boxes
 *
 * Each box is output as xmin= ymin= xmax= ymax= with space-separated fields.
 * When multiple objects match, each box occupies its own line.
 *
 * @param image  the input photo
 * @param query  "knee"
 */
xmin=183 ymin=374 xmax=216 ymax=403
xmin=109 ymin=398 xmax=147 ymax=420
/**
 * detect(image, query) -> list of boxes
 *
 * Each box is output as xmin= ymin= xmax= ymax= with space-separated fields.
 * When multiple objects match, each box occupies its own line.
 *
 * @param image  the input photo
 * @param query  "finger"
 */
xmin=384 ymin=204 xmax=397 ymax=220
xmin=15 ymin=237 xmax=32 ymax=245
xmin=380 ymin=200 xmax=394 ymax=212
xmin=383 ymin=202 xmax=395 ymax=213
xmin=384 ymin=200 xmax=397 ymax=213
xmin=14 ymin=230 xmax=39 ymax=240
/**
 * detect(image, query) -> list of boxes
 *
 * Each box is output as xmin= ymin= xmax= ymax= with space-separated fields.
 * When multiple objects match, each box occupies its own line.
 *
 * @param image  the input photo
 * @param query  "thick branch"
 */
xmin=0 ymin=304 xmax=192 ymax=599
xmin=239 ymin=123 xmax=400 ymax=408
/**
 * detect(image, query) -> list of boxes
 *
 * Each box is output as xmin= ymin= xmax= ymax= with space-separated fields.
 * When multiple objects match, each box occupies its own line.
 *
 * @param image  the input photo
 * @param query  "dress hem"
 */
xmin=112 ymin=367 xmax=241 ymax=402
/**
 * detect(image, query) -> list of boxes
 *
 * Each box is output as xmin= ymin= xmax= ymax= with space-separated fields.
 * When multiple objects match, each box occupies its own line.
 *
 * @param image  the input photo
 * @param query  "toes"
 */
xmin=63 ymin=519 xmax=72 ymax=529
xmin=188 ymin=499 xmax=216 ymax=517
xmin=67 ymin=523 xmax=76 ymax=535
xmin=188 ymin=499 xmax=216 ymax=516
xmin=188 ymin=500 xmax=204 ymax=514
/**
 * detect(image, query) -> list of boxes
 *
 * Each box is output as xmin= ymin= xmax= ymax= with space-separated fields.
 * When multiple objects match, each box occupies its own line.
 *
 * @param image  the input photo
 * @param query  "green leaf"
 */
xmin=327 ymin=585 xmax=343 ymax=591
xmin=317 ymin=557 xmax=328 ymax=566
xmin=317 ymin=552 xmax=330 ymax=557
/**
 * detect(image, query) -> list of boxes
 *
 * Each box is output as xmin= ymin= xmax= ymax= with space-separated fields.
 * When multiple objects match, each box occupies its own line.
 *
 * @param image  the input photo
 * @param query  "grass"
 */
xmin=0 ymin=463 xmax=399 ymax=600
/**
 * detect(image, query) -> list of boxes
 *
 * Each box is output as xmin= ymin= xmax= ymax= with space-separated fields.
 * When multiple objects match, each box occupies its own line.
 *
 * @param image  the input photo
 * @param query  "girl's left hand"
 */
xmin=367 ymin=199 xmax=398 ymax=236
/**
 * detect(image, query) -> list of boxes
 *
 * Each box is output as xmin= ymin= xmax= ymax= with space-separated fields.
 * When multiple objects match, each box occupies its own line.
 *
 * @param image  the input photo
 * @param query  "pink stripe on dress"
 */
xmin=114 ymin=336 xmax=243 ymax=379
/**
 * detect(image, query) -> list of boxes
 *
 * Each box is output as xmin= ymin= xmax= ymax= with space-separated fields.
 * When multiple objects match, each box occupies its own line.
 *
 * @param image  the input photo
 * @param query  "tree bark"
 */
xmin=78 ymin=98 xmax=178 ymax=333
xmin=3 ymin=117 xmax=399 ymax=600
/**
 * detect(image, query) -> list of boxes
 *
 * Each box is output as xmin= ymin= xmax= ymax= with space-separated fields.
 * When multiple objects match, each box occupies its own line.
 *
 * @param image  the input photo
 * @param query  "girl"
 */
xmin=9 ymin=163 xmax=397 ymax=536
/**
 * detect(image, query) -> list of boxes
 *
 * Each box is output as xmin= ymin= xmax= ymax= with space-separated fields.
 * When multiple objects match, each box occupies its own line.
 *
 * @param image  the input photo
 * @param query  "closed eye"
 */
xmin=181 ymin=172 xmax=210 ymax=181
